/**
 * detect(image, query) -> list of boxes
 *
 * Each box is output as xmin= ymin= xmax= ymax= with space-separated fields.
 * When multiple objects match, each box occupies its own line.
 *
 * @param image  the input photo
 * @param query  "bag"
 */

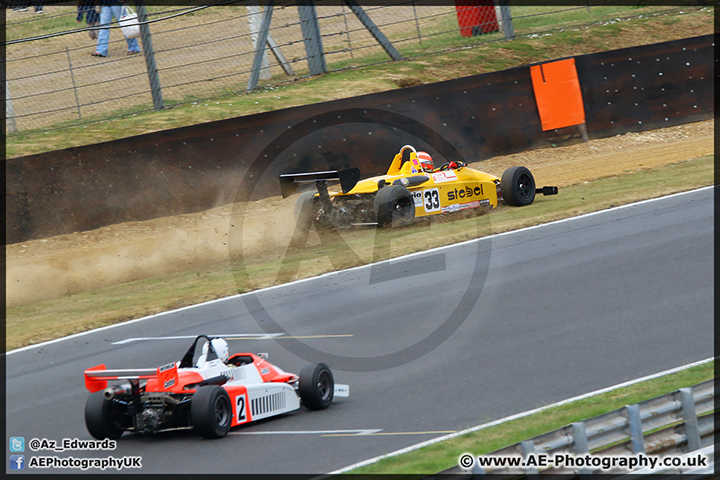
xmin=87 ymin=21 xmax=100 ymax=40
xmin=119 ymin=6 xmax=140 ymax=40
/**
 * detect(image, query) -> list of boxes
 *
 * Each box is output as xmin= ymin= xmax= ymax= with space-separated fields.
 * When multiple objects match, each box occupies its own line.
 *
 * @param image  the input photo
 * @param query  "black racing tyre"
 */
xmin=374 ymin=185 xmax=415 ymax=227
xmin=298 ymin=363 xmax=334 ymax=410
xmin=191 ymin=385 xmax=232 ymax=439
xmin=500 ymin=166 xmax=536 ymax=207
xmin=294 ymin=191 xmax=319 ymax=230
xmin=85 ymin=391 xmax=126 ymax=440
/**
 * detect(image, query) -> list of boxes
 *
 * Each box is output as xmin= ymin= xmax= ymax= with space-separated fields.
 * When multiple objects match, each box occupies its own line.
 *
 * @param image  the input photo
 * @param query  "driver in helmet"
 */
xmin=417 ymin=151 xmax=434 ymax=173
xmin=202 ymin=337 xmax=230 ymax=364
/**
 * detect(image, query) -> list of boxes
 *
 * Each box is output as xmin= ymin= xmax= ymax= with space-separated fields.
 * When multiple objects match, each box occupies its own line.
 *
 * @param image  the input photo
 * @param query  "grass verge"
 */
xmin=346 ymin=360 xmax=714 ymax=474
xmin=5 ymin=154 xmax=713 ymax=351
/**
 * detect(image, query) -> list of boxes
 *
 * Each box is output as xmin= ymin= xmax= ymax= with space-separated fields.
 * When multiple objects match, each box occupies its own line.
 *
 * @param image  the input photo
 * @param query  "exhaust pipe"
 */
xmin=103 ymin=385 xmax=129 ymax=400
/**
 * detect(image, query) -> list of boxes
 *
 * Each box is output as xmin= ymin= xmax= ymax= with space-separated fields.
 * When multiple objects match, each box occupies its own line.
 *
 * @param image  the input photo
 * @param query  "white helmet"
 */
xmin=202 ymin=338 xmax=229 ymax=363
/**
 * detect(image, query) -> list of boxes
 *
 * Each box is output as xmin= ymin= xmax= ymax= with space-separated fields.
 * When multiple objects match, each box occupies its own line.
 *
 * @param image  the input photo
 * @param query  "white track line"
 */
xmin=111 ymin=333 xmax=283 ymax=345
xmin=230 ymin=429 xmax=382 ymax=436
xmin=7 ymin=186 xmax=712 ymax=356
xmin=328 ymin=357 xmax=715 ymax=474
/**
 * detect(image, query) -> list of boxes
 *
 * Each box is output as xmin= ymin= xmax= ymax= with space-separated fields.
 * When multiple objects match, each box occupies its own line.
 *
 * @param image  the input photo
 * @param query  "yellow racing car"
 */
xmin=279 ymin=145 xmax=557 ymax=228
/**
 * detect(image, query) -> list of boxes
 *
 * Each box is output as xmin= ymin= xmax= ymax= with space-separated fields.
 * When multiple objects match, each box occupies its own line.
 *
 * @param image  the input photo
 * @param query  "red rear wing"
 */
xmin=84 ymin=364 xmax=174 ymax=392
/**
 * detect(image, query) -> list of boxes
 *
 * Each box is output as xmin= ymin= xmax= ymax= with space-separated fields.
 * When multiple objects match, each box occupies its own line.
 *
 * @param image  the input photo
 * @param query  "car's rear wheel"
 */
xmin=298 ymin=363 xmax=334 ymax=410
xmin=374 ymin=185 xmax=415 ymax=227
xmin=191 ymin=385 xmax=232 ymax=439
xmin=85 ymin=391 xmax=126 ymax=440
xmin=501 ymin=166 xmax=536 ymax=206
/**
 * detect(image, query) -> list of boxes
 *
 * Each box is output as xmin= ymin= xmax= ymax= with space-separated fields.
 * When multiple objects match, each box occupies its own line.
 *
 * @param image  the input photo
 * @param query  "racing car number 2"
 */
xmin=236 ymin=394 xmax=247 ymax=423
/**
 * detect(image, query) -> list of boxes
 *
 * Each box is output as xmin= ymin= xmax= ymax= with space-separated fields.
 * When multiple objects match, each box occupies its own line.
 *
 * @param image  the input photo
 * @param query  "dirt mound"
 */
xmin=5 ymin=119 xmax=713 ymax=307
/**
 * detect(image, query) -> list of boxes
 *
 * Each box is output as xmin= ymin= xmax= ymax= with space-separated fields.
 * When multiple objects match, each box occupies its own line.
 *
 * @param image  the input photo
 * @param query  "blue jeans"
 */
xmin=96 ymin=5 xmax=140 ymax=56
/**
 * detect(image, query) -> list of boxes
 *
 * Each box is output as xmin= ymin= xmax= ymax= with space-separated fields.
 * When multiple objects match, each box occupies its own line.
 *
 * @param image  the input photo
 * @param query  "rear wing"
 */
xmin=278 ymin=168 xmax=361 ymax=198
xmin=84 ymin=362 xmax=179 ymax=392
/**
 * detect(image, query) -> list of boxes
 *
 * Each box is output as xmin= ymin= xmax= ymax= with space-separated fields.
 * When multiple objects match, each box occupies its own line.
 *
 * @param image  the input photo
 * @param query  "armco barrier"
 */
xmin=5 ymin=34 xmax=712 ymax=244
xmin=434 ymin=378 xmax=715 ymax=477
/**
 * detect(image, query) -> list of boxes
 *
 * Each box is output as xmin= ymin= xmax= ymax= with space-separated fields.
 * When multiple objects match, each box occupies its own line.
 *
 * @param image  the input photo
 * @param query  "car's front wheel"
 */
xmin=500 ymin=166 xmax=536 ymax=206
xmin=85 ymin=391 xmax=126 ymax=440
xmin=298 ymin=363 xmax=334 ymax=410
xmin=191 ymin=385 xmax=232 ymax=439
xmin=374 ymin=185 xmax=415 ymax=227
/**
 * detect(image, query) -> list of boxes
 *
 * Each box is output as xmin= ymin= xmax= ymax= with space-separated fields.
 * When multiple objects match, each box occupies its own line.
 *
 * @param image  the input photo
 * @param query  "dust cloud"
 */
xmin=5 ymin=119 xmax=713 ymax=308
xmin=5 ymin=194 xmax=298 ymax=307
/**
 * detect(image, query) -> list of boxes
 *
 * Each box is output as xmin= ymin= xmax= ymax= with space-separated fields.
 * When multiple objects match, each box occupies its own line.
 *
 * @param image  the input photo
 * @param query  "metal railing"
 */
xmin=440 ymin=378 xmax=715 ymax=476
xmin=4 ymin=1 xmax=701 ymax=133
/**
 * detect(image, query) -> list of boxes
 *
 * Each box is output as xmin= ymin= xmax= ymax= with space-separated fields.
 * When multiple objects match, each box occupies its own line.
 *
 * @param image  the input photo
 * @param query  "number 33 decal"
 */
xmin=423 ymin=188 xmax=441 ymax=212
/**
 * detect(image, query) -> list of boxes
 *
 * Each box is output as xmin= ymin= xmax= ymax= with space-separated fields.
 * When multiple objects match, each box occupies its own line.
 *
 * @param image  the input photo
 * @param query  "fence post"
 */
xmin=572 ymin=422 xmax=593 ymax=475
xmin=496 ymin=0 xmax=514 ymax=40
xmin=248 ymin=1 xmax=271 ymax=80
xmin=6 ymin=82 xmax=18 ymax=134
xmin=247 ymin=1 xmax=274 ymax=91
xmin=521 ymin=440 xmax=539 ymax=476
xmin=344 ymin=0 xmax=402 ymax=61
xmin=680 ymin=387 xmax=701 ymax=451
xmin=66 ymin=47 xmax=82 ymax=119
xmin=136 ymin=0 xmax=164 ymax=111
xmin=572 ymin=422 xmax=589 ymax=453
xmin=298 ymin=0 xmax=327 ymax=75
xmin=267 ymin=35 xmax=295 ymax=76
xmin=471 ymin=458 xmax=485 ymax=474
xmin=341 ymin=3 xmax=354 ymax=58
xmin=412 ymin=1 xmax=422 ymax=45
xmin=626 ymin=404 xmax=646 ymax=454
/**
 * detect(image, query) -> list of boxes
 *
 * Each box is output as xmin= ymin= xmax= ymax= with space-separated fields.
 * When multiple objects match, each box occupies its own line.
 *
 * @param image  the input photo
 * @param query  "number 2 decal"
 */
xmin=423 ymin=188 xmax=441 ymax=212
xmin=236 ymin=394 xmax=246 ymax=422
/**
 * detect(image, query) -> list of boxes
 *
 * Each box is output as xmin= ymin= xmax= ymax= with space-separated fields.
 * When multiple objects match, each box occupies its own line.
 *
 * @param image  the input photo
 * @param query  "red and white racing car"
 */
xmin=83 ymin=335 xmax=348 ymax=439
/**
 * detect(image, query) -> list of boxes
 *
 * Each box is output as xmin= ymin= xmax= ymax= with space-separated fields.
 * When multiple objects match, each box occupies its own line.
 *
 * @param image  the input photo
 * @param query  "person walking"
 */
xmin=92 ymin=0 xmax=140 ymax=57
xmin=77 ymin=0 xmax=100 ymax=39
xmin=77 ymin=1 xmax=99 ymax=25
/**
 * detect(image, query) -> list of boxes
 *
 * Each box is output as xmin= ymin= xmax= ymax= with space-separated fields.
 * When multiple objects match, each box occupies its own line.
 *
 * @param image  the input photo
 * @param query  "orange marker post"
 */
xmin=530 ymin=58 xmax=586 ymax=133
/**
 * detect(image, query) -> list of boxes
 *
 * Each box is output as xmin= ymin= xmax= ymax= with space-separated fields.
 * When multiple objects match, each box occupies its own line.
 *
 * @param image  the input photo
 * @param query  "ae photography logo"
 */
xmin=9 ymin=455 xmax=25 ymax=471
xmin=458 ymin=452 xmax=710 ymax=473
xmin=9 ymin=437 xmax=24 ymax=453
xmin=8 ymin=436 xmax=141 ymax=472
xmin=228 ymin=108 xmax=493 ymax=372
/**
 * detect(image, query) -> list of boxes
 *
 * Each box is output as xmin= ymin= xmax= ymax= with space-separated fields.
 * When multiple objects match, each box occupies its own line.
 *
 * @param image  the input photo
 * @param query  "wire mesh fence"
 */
xmin=4 ymin=0 xmax=694 ymax=134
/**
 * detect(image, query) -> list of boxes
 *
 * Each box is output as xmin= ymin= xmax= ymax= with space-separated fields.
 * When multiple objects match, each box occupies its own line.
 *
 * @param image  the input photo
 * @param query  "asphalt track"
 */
xmin=5 ymin=187 xmax=714 ymax=475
